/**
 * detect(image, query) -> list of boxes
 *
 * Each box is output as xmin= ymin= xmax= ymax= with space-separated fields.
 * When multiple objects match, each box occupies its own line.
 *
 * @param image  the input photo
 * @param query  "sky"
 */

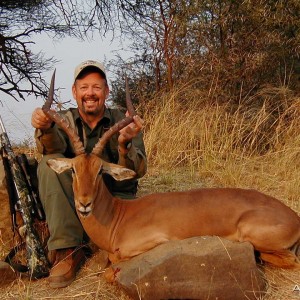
xmin=0 ymin=33 xmax=127 ymax=145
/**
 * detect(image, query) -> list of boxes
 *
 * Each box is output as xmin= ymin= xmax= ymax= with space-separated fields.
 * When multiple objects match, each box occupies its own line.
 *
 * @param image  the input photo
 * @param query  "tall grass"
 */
xmin=141 ymin=82 xmax=300 ymax=211
xmin=1 ymin=83 xmax=300 ymax=299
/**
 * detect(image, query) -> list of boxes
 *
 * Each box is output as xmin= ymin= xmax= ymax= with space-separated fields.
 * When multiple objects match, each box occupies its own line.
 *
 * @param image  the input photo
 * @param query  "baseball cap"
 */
xmin=74 ymin=60 xmax=106 ymax=81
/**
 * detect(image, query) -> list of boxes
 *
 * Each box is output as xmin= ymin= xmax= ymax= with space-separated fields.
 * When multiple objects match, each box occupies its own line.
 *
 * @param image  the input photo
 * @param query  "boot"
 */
xmin=48 ymin=247 xmax=85 ymax=288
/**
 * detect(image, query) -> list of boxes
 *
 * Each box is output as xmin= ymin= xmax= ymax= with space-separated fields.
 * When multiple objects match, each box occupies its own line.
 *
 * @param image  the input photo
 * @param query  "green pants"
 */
xmin=37 ymin=154 xmax=84 ymax=251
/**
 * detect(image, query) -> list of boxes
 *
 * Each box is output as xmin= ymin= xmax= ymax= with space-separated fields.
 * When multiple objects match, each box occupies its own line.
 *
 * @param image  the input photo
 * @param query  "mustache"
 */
xmin=82 ymin=95 xmax=99 ymax=102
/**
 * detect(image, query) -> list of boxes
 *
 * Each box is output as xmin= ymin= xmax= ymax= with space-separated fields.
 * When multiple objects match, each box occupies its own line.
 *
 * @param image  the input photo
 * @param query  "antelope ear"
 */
xmin=102 ymin=161 xmax=136 ymax=181
xmin=47 ymin=158 xmax=73 ymax=174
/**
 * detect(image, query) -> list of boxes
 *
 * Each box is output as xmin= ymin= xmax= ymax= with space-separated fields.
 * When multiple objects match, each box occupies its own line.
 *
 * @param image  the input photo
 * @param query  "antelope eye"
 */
xmin=98 ymin=168 xmax=103 ymax=175
xmin=71 ymin=167 xmax=75 ymax=174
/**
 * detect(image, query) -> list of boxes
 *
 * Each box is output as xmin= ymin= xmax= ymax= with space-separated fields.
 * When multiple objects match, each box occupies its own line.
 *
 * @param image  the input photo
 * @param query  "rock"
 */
xmin=0 ymin=261 xmax=17 ymax=286
xmin=111 ymin=236 xmax=266 ymax=300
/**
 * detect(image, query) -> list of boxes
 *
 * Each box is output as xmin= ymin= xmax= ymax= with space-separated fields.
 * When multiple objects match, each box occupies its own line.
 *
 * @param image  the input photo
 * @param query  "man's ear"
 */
xmin=105 ymin=85 xmax=110 ymax=98
xmin=72 ymin=84 xmax=77 ymax=99
xmin=47 ymin=158 xmax=73 ymax=174
xmin=102 ymin=161 xmax=136 ymax=181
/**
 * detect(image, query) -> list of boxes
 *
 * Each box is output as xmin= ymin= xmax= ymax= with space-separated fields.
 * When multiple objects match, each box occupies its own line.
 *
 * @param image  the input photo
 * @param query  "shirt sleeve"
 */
xmin=34 ymin=125 xmax=67 ymax=155
xmin=110 ymin=109 xmax=147 ymax=178
xmin=118 ymin=131 xmax=147 ymax=178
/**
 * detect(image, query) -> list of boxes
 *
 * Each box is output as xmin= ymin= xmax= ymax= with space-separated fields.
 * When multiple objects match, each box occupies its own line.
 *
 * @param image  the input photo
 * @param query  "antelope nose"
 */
xmin=78 ymin=201 xmax=92 ymax=217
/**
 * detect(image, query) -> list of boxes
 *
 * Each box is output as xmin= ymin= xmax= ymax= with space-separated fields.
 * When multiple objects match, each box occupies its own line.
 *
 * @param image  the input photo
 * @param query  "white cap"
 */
xmin=74 ymin=60 xmax=106 ymax=81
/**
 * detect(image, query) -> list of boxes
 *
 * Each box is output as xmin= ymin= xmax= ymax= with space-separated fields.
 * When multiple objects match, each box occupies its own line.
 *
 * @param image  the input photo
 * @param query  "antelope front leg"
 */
xmin=104 ymin=249 xmax=132 ymax=283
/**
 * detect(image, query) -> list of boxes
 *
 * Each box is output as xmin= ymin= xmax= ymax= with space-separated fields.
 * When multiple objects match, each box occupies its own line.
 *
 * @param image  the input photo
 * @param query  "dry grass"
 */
xmin=140 ymin=84 xmax=300 ymax=299
xmin=0 ymin=83 xmax=300 ymax=299
xmin=142 ymin=83 xmax=300 ymax=201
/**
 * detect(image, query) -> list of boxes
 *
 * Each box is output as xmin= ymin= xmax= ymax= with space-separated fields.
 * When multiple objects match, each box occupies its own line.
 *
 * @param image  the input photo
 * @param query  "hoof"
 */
xmin=104 ymin=266 xmax=120 ymax=283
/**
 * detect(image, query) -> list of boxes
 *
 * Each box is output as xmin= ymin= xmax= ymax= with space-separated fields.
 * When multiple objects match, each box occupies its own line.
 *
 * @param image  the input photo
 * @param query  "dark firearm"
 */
xmin=0 ymin=115 xmax=50 ymax=278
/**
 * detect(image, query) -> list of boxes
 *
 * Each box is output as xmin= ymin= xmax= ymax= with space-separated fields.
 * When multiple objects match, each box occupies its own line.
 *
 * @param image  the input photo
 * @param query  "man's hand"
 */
xmin=31 ymin=108 xmax=53 ymax=130
xmin=118 ymin=115 xmax=144 ymax=153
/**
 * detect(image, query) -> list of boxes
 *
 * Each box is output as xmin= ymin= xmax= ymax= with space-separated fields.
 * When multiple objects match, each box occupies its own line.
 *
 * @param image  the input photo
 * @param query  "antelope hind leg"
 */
xmin=260 ymin=249 xmax=300 ymax=269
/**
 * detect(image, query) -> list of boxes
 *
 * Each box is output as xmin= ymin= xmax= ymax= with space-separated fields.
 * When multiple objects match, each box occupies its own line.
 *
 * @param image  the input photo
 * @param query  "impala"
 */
xmin=43 ymin=72 xmax=300 ymax=276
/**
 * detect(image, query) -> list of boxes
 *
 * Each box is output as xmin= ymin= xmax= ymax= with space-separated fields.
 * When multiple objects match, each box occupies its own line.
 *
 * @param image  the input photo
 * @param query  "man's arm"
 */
xmin=117 ymin=115 xmax=147 ymax=178
xmin=31 ymin=108 xmax=67 ymax=154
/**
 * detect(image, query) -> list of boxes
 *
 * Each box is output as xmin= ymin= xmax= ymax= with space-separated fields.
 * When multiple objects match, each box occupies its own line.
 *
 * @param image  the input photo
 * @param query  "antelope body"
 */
xmin=44 ymin=71 xmax=300 ymax=269
xmin=48 ymin=153 xmax=300 ymax=268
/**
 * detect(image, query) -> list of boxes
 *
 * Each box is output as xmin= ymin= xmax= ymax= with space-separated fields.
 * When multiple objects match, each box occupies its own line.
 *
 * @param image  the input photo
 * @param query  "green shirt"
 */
xmin=35 ymin=107 xmax=147 ymax=198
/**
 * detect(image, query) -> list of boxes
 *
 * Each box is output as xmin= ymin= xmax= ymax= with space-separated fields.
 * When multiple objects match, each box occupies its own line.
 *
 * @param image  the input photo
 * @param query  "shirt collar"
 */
xmin=73 ymin=106 xmax=111 ymax=125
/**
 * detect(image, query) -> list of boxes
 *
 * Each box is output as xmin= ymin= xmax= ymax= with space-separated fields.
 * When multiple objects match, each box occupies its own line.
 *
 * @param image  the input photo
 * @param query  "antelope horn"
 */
xmin=125 ymin=76 xmax=137 ymax=117
xmin=91 ymin=76 xmax=136 ymax=156
xmin=42 ymin=70 xmax=85 ymax=156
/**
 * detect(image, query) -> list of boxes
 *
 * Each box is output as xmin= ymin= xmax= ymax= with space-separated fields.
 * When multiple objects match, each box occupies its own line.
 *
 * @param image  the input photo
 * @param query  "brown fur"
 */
xmin=47 ymin=154 xmax=300 ymax=269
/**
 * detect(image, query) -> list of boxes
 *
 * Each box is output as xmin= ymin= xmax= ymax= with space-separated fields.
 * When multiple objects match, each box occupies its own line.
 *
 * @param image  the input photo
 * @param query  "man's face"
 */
xmin=72 ymin=72 xmax=109 ymax=117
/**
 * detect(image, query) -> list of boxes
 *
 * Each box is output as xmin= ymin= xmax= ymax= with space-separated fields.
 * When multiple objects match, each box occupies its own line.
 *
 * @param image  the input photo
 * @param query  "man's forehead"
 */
xmin=75 ymin=75 xmax=107 ymax=86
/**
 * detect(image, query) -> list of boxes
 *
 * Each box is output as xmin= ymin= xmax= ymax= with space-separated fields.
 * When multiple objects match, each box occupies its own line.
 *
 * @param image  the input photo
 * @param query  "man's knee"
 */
xmin=38 ymin=154 xmax=66 ymax=177
xmin=37 ymin=153 xmax=73 ymax=198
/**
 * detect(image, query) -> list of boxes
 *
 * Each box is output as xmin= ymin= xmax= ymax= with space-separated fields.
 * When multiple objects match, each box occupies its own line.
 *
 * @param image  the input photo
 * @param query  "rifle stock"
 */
xmin=0 ymin=115 xmax=49 ymax=278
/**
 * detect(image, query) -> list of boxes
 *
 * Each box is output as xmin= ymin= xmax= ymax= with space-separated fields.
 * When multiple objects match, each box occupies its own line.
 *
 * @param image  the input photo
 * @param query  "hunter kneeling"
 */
xmin=31 ymin=60 xmax=147 ymax=288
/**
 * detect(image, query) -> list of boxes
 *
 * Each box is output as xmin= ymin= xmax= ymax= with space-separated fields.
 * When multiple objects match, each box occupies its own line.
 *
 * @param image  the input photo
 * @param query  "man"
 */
xmin=31 ymin=60 xmax=147 ymax=288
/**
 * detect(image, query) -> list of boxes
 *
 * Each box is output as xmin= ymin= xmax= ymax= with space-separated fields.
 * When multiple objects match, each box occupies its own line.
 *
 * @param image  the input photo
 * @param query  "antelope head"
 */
xmin=43 ymin=71 xmax=136 ymax=217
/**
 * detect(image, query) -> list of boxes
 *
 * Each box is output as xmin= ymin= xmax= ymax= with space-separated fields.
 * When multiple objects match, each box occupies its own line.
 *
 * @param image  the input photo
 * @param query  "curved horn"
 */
xmin=42 ymin=70 xmax=85 ymax=156
xmin=125 ymin=76 xmax=137 ymax=117
xmin=91 ymin=76 xmax=136 ymax=156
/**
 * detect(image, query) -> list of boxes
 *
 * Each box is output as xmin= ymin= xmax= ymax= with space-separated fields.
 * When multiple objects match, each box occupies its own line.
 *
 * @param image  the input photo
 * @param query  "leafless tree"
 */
xmin=2 ymin=0 xmax=300 ymax=109
xmin=0 ymin=0 xmax=123 ymax=102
